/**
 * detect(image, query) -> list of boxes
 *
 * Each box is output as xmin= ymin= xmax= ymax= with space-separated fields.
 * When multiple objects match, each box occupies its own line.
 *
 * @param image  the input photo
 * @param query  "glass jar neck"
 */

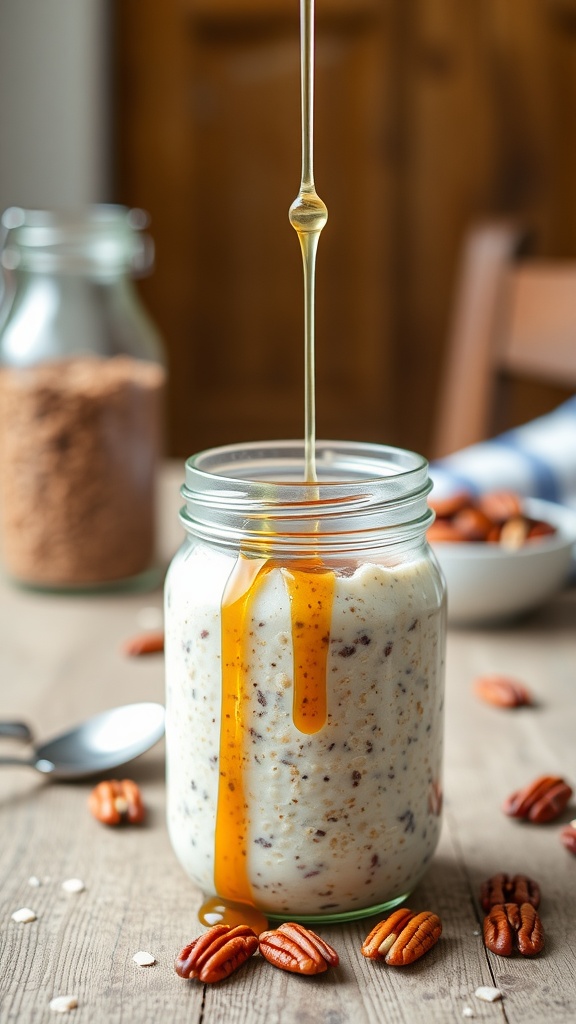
xmin=0 ymin=205 xmax=153 ymax=278
xmin=180 ymin=440 xmax=434 ymax=557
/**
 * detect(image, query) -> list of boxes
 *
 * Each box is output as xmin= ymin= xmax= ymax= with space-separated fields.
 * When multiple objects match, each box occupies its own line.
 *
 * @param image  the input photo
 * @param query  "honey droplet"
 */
xmin=198 ymin=896 xmax=269 ymax=936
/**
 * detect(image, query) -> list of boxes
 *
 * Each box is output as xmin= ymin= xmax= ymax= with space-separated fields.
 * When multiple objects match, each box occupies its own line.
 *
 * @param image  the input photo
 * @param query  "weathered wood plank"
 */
xmin=0 ymin=467 xmax=574 ymax=1022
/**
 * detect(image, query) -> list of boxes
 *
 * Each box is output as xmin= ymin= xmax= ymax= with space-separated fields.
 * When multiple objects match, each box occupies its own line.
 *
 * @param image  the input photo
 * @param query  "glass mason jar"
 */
xmin=0 ymin=205 xmax=166 ymax=589
xmin=165 ymin=440 xmax=446 ymax=925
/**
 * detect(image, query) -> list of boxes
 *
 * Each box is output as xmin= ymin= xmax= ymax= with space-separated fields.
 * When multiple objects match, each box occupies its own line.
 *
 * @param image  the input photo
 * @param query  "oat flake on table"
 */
xmin=133 ymin=950 xmax=157 ymax=967
xmin=28 ymin=875 xmax=41 ymax=887
xmin=61 ymin=878 xmax=85 ymax=894
xmin=475 ymin=986 xmax=503 ymax=1002
xmin=49 ymin=995 xmax=78 ymax=1013
xmin=11 ymin=907 xmax=37 ymax=923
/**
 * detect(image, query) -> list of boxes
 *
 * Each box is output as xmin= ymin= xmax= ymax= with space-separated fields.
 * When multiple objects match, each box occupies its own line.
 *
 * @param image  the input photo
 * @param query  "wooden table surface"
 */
xmin=1 ymin=463 xmax=575 ymax=1023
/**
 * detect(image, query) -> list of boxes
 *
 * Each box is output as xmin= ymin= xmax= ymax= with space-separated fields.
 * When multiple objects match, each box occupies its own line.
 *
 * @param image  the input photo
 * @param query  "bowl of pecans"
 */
xmin=427 ymin=490 xmax=576 ymax=625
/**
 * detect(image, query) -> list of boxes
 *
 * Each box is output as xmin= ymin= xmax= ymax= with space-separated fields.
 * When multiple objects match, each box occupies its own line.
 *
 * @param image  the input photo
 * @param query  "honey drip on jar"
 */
xmin=202 ymin=0 xmax=333 ymax=924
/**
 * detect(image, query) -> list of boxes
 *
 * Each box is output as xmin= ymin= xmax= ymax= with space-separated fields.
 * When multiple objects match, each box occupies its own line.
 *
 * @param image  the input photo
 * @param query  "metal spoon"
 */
xmin=0 ymin=703 xmax=165 ymax=779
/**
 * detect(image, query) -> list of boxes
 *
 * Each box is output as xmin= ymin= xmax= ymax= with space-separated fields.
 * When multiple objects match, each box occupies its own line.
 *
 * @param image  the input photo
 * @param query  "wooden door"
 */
xmin=115 ymin=0 xmax=576 ymax=460
xmin=114 ymin=0 xmax=396 ymax=458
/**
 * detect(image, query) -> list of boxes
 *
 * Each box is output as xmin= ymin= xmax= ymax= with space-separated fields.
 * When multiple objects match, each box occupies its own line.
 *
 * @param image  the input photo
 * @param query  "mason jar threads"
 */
xmin=165 ymin=440 xmax=446 ymax=924
xmin=0 ymin=205 xmax=166 ymax=589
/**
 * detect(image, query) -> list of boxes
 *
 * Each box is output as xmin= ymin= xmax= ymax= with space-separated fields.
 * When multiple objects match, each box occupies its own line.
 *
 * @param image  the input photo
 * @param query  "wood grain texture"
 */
xmin=114 ymin=1 xmax=576 ymax=461
xmin=0 ymin=464 xmax=575 ymax=1022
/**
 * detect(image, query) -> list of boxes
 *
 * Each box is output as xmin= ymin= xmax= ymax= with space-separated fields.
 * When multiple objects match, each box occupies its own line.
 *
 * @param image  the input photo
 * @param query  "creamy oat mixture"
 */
xmin=165 ymin=543 xmax=444 ymax=917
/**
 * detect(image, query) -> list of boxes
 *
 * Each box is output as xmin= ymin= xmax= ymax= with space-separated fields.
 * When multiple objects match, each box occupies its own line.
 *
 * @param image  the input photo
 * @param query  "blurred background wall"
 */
xmin=1 ymin=0 xmax=576 ymax=460
xmin=0 ymin=0 xmax=110 ymax=209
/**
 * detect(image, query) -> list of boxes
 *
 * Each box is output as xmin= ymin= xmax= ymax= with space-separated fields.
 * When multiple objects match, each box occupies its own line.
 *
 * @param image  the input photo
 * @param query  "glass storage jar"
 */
xmin=0 ymin=205 xmax=166 ymax=589
xmin=165 ymin=440 xmax=446 ymax=926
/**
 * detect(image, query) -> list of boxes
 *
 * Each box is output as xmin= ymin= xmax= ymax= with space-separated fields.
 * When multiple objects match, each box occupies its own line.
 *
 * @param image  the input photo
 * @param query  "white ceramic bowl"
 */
xmin=430 ymin=497 xmax=576 ymax=626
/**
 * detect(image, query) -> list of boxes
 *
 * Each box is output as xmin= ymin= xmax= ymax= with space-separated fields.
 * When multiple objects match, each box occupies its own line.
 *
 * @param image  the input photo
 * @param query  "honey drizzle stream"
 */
xmin=205 ymin=0 xmax=334 ymax=926
xmin=289 ymin=0 xmax=327 ymax=485
xmin=214 ymin=554 xmax=268 ymax=908
xmin=284 ymin=564 xmax=334 ymax=734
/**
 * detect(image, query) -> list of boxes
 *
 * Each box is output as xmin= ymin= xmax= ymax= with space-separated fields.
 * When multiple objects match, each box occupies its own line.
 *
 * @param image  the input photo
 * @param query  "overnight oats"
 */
xmin=165 ymin=440 xmax=446 ymax=923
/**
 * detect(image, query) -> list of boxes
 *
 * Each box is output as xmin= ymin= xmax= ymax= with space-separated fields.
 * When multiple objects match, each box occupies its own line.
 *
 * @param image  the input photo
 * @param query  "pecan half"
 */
xmin=473 ymin=674 xmax=533 ymax=708
xmin=88 ymin=779 xmax=145 ymax=825
xmin=503 ymin=775 xmax=573 ymax=823
xmin=428 ymin=491 xmax=473 ymax=519
xmin=258 ymin=922 xmax=339 ymax=975
xmin=560 ymin=820 xmax=576 ymax=855
xmin=122 ymin=630 xmax=165 ymax=656
xmin=361 ymin=908 xmax=442 ymax=966
xmin=480 ymin=872 xmax=541 ymax=912
xmin=478 ymin=490 xmax=523 ymax=524
xmin=175 ymin=924 xmax=258 ymax=983
xmin=483 ymin=903 xmax=544 ymax=957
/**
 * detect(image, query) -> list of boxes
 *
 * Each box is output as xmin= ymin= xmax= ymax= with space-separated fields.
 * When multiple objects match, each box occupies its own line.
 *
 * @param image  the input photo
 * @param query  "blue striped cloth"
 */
xmin=429 ymin=396 xmax=576 ymax=510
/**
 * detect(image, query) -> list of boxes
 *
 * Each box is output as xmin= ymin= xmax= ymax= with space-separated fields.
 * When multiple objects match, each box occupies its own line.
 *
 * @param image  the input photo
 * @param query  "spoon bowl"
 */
xmin=0 ymin=703 xmax=165 ymax=780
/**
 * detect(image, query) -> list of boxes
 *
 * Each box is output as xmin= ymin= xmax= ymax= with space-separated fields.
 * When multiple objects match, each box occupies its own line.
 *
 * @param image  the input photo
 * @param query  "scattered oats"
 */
xmin=472 ymin=929 xmax=481 ymax=936
xmin=11 ymin=907 xmax=37 ymax=923
xmin=475 ymin=987 xmax=502 ymax=1003
xmin=28 ymin=876 xmax=41 ymax=887
xmin=137 ymin=605 xmax=163 ymax=630
xmin=133 ymin=950 xmax=157 ymax=967
xmin=49 ymin=995 xmax=78 ymax=1013
xmin=463 ymin=1009 xmax=475 ymax=1018
xmin=61 ymin=878 xmax=85 ymax=894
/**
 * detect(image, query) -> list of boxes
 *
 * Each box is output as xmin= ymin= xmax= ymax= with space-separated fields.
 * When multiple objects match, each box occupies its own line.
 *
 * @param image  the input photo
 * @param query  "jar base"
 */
xmin=3 ymin=561 xmax=164 ymax=596
xmin=266 ymin=891 xmax=412 ymax=925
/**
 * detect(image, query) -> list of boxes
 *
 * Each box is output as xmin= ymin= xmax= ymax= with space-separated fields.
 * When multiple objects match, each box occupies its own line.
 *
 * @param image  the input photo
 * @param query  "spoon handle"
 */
xmin=0 ymin=755 xmax=35 ymax=767
xmin=0 ymin=722 xmax=34 ymax=742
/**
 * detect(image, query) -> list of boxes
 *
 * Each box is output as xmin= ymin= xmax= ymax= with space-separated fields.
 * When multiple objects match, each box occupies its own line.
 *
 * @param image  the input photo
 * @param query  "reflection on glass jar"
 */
xmin=165 ymin=440 xmax=446 ymax=924
xmin=0 ymin=205 xmax=166 ymax=589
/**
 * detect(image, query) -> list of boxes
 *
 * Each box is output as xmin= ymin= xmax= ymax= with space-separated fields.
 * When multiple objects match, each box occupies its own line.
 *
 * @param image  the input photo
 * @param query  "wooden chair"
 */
xmin=432 ymin=221 xmax=576 ymax=458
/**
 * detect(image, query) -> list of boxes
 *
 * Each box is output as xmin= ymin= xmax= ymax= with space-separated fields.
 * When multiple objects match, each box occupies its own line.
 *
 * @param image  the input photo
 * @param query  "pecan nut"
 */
xmin=483 ymin=902 xmax=544 ymax=957
xmin=122 ymin=630 xmax=165 ymax=656
xmin=478 ymin=490 xmax=523 ymax=524
xmin=175 ymin=924 xmax=258 ymax=983
xmin=258 ymin=922 xmax=339 ymax=975
xmin=560 ymin=820 xmax=576 ymax=855
xmin=88 ymin=779 xmax=145 ymax=825
xmin=473 ymin=674 xmax=533 ymax=708
xmin=361 ymin=908 xmax=442 ymax=966
xmin=503 ymin=775 xmax=573 ymax=823
xmin=480 ymin=872 xmax=541 ymax=911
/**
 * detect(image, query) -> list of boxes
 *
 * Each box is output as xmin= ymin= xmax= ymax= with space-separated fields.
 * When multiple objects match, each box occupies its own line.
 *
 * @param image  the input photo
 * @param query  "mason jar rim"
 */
xmin=185 ymin=439 xmax=429 ymax=490
xmin=180 ymin=440 xmax=434 ymax=555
